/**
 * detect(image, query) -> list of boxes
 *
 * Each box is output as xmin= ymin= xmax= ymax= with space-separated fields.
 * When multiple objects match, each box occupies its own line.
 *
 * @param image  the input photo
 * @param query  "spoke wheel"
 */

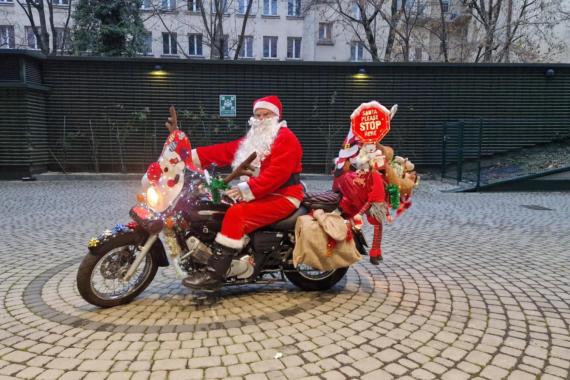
xmin=77 ymin=232 xmax=159 ymax=308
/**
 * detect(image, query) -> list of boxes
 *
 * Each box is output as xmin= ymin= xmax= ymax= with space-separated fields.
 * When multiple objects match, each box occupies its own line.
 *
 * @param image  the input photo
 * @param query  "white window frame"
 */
xmin=350 ymin=41 xmax=364 ymax=62
xmin=55 ymin=27 xmax=71 ymax=52
xmin=53 ymin=0 xmax=69 ymax=5
xmin=188 ymin=0 xmax=201 ymax=11
xmin=238 ymin=36 xmax=254 ymax=58
xmin=0 ymin=0 xmax=15 ymax=3
xmin=352 ymin=2 xmax=361 ymax=19
xmin=263 ymin=0 xmax=277 ymax=16
xmin=162 ymin=32 xmax=177 ymax=55
xmin=161 ymin=0 xmax=176 ymax=11
xmin=287 ymin=0 xmax=301 ymax=16
xmin=210 ymin=0 xmax=229 ymax=14
xmin=188 ymin=33 xmax=203 ymax=56
xmin=414 ymin=46 xmax=422 ymax=61
xmin=263 ymin=36 xmax=278 ymax=58
xmin=139 ymin=31 xmax=152 ymax=55
xmin=318 ymin=22 xmax=332 ymax=41
xmin=0 ymin=25 xmax=15 ymax=49
xmin=26 ymin=26 xmax=38 ymax=50
xmin=141 ymin=0 xmax=152 ymax=9
xmin=287 ymin=37 xmax=301 ymax=59
xmin=237 ymin=0 xmax=252 ymax=14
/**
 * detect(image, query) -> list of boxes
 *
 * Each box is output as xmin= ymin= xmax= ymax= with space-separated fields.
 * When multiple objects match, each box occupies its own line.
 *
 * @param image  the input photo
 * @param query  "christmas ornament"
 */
xmin=112 ymin=224 xmax=129 ymax=234
xmin=88 ymin=238 xmax=100 ymax=249
xmin=127 ymin=221 xmax=138 ymax=230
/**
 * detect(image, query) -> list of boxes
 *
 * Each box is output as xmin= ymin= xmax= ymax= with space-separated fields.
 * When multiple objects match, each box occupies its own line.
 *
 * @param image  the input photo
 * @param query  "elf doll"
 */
xmin=332 ymin=101 xmax=398 ymax=265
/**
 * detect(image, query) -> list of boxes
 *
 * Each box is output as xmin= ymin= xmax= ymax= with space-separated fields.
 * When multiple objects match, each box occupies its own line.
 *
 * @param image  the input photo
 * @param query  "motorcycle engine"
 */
xmin=181 ymin=236 xmax=255 ymax=280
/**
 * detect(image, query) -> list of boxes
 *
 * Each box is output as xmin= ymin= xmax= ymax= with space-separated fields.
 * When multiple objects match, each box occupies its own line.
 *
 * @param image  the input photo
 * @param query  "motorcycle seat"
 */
xmin=267 ymin=206 xmax=309 ymax=231
xmin=302 ymin=191 xmax=341 ymax=212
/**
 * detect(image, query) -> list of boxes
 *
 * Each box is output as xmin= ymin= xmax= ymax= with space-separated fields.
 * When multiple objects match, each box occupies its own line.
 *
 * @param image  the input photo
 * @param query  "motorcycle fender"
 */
xmin=88 ymin=230 xmax=169 ymax=267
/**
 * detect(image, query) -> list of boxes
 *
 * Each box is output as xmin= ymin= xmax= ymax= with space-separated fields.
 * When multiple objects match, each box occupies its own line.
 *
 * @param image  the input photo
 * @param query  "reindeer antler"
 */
xmin=224 ymin=152 xmax=257 ymax=184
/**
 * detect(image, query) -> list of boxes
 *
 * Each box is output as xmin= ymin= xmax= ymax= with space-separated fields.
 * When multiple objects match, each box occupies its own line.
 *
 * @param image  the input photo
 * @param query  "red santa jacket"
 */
xmin=191 ymin=127 xmax=304 ymax=205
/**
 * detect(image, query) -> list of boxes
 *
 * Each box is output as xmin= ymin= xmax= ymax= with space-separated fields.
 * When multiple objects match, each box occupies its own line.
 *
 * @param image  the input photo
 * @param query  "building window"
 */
xmin=188 ymin=0 xmax=201 ymax=11
xmin=263 ymin=36 xmax=277 ymax=58
xmin=318 ymin=22 xmax=332 ymax=41
xmin=55 ymin=27 xmax=71 ymax=52
xmin=238 ymin=36 xmax=253 ymax=58
xmin=352 ymin=2 xmax=361 ymax=19
xmin=441 ymin=0 xmax=449 ymax=12
xmin=414 ymin=46 xmax=422 ymax=61
xmin=0 ymin=25 xmax=15 ymax=49
xmin=0 ymin=0 xmax=14 ymax=3
xmin=211 ymin=0 xmax=229 ymax=14
xmin=237 ymin=0 xmax=252 ymax=14
xmin=189 ymin=33 xmax=203 ymax=56
xmin=26 ymin=26 xmax=38 ymax=50
xmin=141 ymin=0 xmax=152 ymax=9
xmin=287 ymin=37 xmax=301 ymax=59
xmin=162 ymin=32 xmax=177 ymax=55
xmin=350 ymin=41 xmax=364 ymax=61
xmin=139 ymin=31 xmax=152 ymax=55
xmin=162 ymin=0 xmax=176 ymax=10
xmin=53 ymin=0 xmax=69 ymax=5
xmin=287 ymin=0 xmax=300 ymax=16
xmin=263 ymin=0 xmax=277 ymax=15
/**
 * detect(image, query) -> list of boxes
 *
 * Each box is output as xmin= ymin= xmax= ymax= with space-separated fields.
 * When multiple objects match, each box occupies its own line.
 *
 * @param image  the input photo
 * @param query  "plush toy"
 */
xmin=333 ymin=101 xmax=419 ymax=265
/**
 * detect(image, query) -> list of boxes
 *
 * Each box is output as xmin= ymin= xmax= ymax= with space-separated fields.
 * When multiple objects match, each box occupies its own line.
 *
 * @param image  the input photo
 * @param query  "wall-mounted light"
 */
xmin=353 ymin=67 xmax=369 ymax=80
xmin=544 ymin=68 xmax=555 ymax=78
xmin=150 ymin=64 xmax=167 ymax=76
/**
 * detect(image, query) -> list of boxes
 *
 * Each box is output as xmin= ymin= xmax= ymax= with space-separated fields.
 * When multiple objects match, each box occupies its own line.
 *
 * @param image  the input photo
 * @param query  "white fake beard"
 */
xmin=232 ymin=116 xmax=282 ymax=175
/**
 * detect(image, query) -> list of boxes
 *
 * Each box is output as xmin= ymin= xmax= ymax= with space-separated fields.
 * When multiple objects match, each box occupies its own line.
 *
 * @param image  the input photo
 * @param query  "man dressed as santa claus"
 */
xmin=169 ymin=96 xmax=304 ymax=291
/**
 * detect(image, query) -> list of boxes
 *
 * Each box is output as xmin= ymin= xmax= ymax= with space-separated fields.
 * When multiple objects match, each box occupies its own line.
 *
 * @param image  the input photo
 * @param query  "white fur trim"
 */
xmin=286 ymin=196 xmax=301 ymax=208
xmin=338 ymin=145 xmax=359 ymax=158
xmin=191 ymin=149 xmax=202 ymax=169
xmin=254 ymin=101 xmax=280 ymax=118
xmin=350 ymin=101 xmax=391 ymax=121
xmin=215 ymin=233 xmax=247 ymax=249
xmin=237 ymin=181 xmax=255 ymax=201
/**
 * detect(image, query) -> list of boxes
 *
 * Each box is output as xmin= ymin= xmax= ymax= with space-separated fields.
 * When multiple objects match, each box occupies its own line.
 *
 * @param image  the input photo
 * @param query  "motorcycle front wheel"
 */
xmin=77 ymin=232 xmax=158 ymax=308
xmin=285 ymin=265 xmax=348 ymax=291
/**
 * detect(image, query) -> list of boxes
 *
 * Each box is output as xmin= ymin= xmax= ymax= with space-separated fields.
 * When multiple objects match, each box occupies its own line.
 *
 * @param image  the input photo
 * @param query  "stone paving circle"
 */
xmin=0 ymin=178 xmax=569 ymax=380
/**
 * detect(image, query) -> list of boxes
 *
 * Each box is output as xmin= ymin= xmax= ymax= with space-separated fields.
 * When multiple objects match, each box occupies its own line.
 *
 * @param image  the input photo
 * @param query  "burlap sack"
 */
xmin=293 ymin=210 xmax=361 ymax=271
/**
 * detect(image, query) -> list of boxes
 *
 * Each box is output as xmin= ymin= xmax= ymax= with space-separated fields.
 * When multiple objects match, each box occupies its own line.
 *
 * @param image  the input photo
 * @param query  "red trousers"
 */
xmin=216 ymin=194 xmax=298 ymax=249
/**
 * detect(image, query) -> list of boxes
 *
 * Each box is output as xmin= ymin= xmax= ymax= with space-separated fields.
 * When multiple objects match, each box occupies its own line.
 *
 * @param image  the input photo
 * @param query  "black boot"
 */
xmin=182 ymin=243 xmax=236 ymax=291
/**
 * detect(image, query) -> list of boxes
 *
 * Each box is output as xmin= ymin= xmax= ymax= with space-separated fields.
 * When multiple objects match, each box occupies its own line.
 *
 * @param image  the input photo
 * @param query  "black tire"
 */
xmin=77 ymin=232 xmax=159 ymax=308
xmin=285 ymin=266 xmax=348 ymax=291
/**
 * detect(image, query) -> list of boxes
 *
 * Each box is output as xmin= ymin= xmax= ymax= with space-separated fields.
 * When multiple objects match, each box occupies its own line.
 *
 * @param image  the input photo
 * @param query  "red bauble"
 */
xmin=146 ymin=162 xmax=162 ymax=184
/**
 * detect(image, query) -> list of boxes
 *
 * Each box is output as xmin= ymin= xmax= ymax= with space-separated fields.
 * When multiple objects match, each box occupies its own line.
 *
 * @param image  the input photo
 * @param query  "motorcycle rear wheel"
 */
xmin=77 ymin=232 xmax=158 ymax=308
xmin=285 ymin=265 xmax=348 ymax=291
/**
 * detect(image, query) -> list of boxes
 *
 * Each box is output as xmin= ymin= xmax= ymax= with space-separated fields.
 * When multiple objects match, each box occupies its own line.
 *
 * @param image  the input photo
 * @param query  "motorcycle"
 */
xmin=77 ymin=123 xmax=368 ymax=308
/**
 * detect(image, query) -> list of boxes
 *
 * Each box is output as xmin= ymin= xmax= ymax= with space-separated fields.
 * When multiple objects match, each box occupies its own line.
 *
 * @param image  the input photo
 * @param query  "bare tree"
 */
xmin=16 ymin=0 xmax=72 ymax=55
xmin=464 ymin=0 xmax=568 ymax=62
xmin=378 ymin=0 xmax=423 ymax=61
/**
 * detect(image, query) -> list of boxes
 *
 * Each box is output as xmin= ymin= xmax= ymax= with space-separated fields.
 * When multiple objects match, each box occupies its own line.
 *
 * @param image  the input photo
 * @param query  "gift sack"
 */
xmin=293 ymin=209 xmax=361 ymax=271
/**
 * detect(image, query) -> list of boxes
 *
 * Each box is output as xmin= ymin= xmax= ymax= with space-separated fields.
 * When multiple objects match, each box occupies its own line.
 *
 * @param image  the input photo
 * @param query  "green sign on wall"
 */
xmin=219 ymin=95 xmax=236 ymax=117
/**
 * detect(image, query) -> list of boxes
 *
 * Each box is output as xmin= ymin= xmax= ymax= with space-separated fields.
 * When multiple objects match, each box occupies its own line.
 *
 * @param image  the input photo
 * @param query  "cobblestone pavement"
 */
xmin=0 ymin=178 xmax=569 ymax=380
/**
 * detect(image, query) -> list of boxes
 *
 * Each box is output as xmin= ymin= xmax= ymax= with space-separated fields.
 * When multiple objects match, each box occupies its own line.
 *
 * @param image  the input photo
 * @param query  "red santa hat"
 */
xmin=253 ymin=95 xmax=282 ymax=119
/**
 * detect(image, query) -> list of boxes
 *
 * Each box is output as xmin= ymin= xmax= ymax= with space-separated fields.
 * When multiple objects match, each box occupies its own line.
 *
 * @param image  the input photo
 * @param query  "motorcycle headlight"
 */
xmin=147 ymin=186 xmax=161 ymax=209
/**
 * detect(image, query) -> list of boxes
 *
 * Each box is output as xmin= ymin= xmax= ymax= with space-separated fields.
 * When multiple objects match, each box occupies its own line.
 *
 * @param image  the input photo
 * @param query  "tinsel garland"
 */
xmin=206 ymin=177 xmax=230 ymax=204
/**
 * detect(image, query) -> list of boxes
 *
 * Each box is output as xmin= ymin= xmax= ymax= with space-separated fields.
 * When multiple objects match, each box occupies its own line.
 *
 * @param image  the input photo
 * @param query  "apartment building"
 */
xmin=1 ymin=0 xmax=568 ymax=62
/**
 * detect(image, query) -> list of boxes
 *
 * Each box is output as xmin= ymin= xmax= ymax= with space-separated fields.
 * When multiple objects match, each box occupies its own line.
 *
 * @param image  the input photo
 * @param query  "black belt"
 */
xmin=282 ymin=173 xmax=301 ymax=188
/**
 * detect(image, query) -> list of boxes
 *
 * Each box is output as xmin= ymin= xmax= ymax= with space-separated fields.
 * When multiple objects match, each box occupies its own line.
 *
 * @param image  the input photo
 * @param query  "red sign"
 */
xmin=351 ymin=106 xmax=390 ymax=144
